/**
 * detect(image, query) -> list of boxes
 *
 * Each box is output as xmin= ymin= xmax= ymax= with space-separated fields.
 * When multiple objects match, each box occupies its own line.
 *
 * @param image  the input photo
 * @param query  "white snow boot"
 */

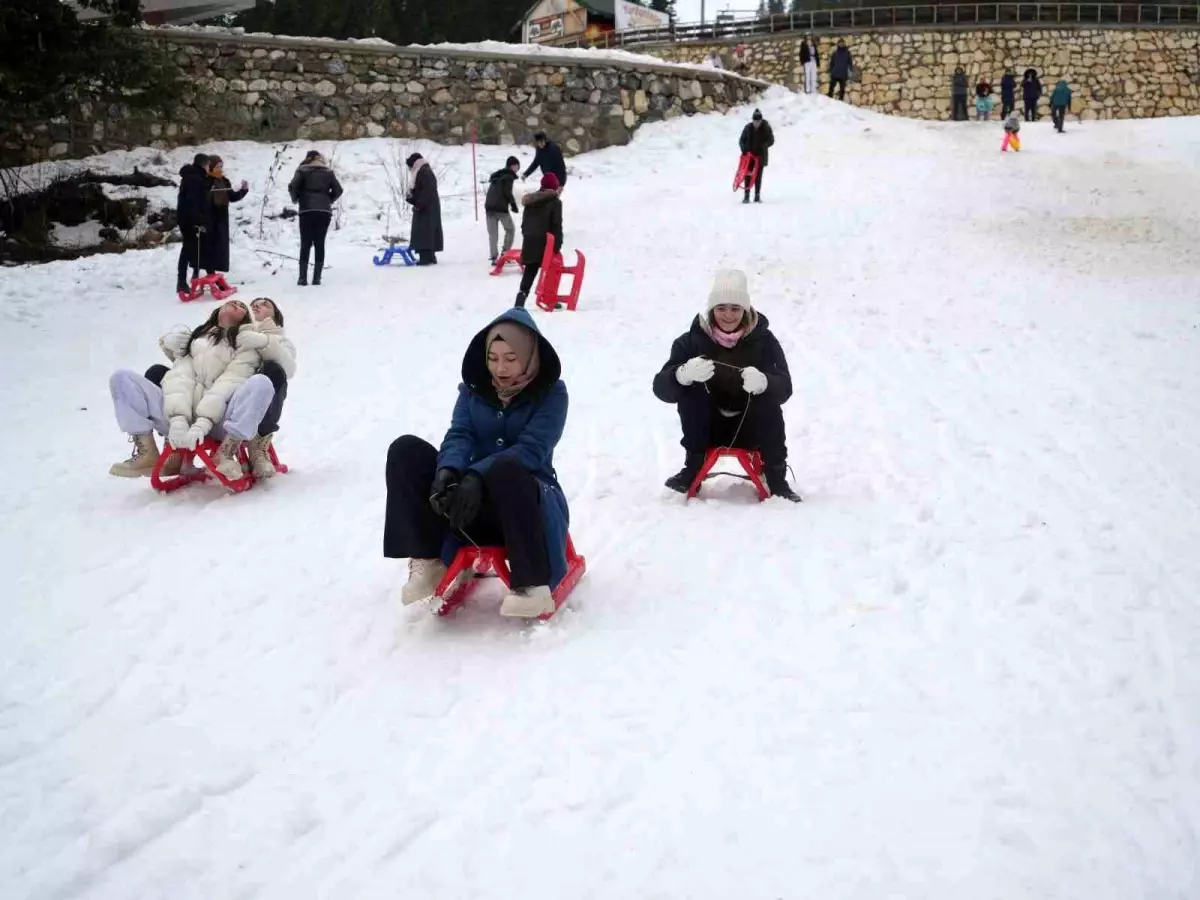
xmin=247 ymin=434 xmax=277 ymax=479
xmin=109 ymin=433 xmax=160 ymax=477
xmin=212 ymin=434 xmax=246 ymax=483
xmin=401 ymin=558 xmax=448 ymax=606
xmin=499 ymin=585 xmax=555 ymax=618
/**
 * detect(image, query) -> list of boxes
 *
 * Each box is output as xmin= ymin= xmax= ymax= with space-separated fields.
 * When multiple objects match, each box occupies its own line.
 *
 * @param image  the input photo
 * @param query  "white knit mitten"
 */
xmin=741 ymin=367 xmax=768 ymax=396
xmin=676 ymin=357 xmax=715 ymax=386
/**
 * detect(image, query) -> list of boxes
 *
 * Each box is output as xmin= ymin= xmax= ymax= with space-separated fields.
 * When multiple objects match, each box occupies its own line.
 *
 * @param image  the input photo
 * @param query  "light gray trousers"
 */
xmin=110 ymin=369 xmax=275 ymax=442
xmin=486 ymin=211 xmax=515 ymax=259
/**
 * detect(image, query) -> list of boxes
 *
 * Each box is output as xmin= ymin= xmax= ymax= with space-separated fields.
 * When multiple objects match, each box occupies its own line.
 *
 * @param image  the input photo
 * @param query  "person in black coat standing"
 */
xmin=522 ymin=132 xmax=567 ymax=190
xmin=951 ymin=67 xmax=969 ymax=121
xmin=1022 ymin=69 xmax=1043 ymax=122
xmin=1000 ymin=70 xmax=1017 ymax=120
xmin=515 ymin=172 xmax=564 ymax=308
xmin=652 ymin=269 xmax=801 ymax=502
xmin=175 ymin=153 xmax=210 ymax=295
xmin=288 ymin=150 xmax=343 ymax=285
xmin=405 ymin=153 xmax=444 ymax=266
xmin=739 ymin=109 xmax=775 ymax=204
xmin=828 ymin=39 xmax=853 ymax=101
xmin=199 ymin=154 xmax=248 ymax=275
xmin=485 ymin=156 xmax=520 ymax=264
xmin=799 ymin=35 xmax=819 ymax=94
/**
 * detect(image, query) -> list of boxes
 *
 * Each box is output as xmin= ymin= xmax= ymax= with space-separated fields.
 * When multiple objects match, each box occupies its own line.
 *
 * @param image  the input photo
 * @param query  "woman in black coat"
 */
xmin=200 ymin=155 xmax=248 ymax=274
xmin=652 ymin=269 xmax=800 ymax=502
xmin=1022 ymin=69 xmax=1043 ymax=121
xmin=515 ymin=172 xmax=564 ymax=308
xmin=406 ymin=153 xmax=443 ymax=266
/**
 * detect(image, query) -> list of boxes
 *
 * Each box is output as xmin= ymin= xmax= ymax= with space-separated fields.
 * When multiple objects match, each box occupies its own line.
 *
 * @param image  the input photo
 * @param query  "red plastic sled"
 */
xmin=489 ymin=249 xmax=525 ymax=276
xmin=733 ymin=152 xmax=761 ymax=191
xmin=179 ymin=273 xmax=238 ymax=303
xmin=150 ymin=438 xmax=288 ymax=494
xmin=687 ymin=448 xmax=769 ymax=502
xmin=534 ymin=235 xmax=586 ymax=312
xmin=432 ymin=534 xmax=587 ymax=620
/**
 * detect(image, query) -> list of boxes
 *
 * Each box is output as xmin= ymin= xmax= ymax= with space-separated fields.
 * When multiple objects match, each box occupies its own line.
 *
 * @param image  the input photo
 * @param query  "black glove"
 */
xmin=448 ymin=471 xmax=484 ymax=532
xmin=429 ymin=467 xmax=459 ymax=518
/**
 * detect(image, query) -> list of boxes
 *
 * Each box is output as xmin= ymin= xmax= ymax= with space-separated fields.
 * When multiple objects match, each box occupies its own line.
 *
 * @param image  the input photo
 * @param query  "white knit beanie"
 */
xmin=707 ymin=269 xmax=752 ymax=312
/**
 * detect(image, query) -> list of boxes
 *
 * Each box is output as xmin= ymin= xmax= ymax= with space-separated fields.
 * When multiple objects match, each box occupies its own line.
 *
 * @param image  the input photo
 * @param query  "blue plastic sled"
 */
xmin=373 ymin=243 xmax=417 ymax=266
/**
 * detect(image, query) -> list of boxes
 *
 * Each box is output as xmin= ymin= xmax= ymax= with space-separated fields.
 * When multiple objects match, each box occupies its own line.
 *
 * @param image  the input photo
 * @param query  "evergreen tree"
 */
xmin=768 ymin=0 xmax=786 ymax=13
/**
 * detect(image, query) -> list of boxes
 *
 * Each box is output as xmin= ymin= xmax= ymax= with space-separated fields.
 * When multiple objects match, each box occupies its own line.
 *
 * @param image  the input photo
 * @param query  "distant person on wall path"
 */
xmin=288 ymin=150 xmax=343 ymax=286
xmin=406 ymin=152 xmax=444 ymax=266
xmin=1000 ymin=69 xmax=1017 ymax=119
xmin=175 ymin=153 xmax=210 ymax=295
xmin=485 ymin=156 xmax=521 ymax=265
xmin=200 ymin=154 xmax=248 ymax=276
xmin=515 ymin=172 xmax=564 ymax=308
xmin=739 ymin=109 xmax=774 ymax=205
xmin=828 ymin=39 xmax=852 ymax=100
xmin=951 ymin=67 xmax=969 ymax=121
xmin=1023 ymin=69 xmax=1043 ymax=121
xmin=1050 ymin=78 xmax=1073 ymax=132
xmin=522 ymin=132 xmax=567 ymax=190
xmin=799 ymin=35 xmax=819 ymax=94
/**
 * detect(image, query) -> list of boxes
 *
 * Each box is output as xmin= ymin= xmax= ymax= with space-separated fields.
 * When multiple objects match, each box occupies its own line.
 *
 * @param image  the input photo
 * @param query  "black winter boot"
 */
xmin=765 ymin=465 xmax=802 ymax=503
xmin=515 ymin=290 xmax=528 ymax=308
xmin=312 ymin=266 xmax=322 ymax=286
xmin=742 ymin=192 xmax=750 ymax=204
xmin=297 ymin=270 xmax=308 ymax=286
xmin=665 ymin=452 xmax=708 ymax=494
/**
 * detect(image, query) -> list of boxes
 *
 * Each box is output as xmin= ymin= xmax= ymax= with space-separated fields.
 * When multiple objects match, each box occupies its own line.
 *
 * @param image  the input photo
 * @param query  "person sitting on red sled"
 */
xmin=652 ymin=269 xmax=801 ymax=502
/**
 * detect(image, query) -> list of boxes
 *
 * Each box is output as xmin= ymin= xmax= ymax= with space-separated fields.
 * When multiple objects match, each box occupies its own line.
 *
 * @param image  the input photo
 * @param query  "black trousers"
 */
xmin=743 ymin=166 xmax=763 ymax=198
xmin=676 ymin=385 xmax=787 ymax=468
xmin=1051 ymin=105 xmax=1066 ymax=132
xmin=828 ymin=77 xmax=847 ymax=100
xmin=144 ymin=361 xmax=288 ymax=436
xmin=518 ymin=261 xmax=541 ymax=297
xmin=1001 ymin=101 xmax=1014 ymax=119
xmin=177 ymin=225 xmax=201 ymax=288
xmin=1023 ymin=101 xmax=1037 ymax=121
xmin=952 ymin=96 xmax=968 ymax=121
xmin=299 ymin=212 xmax=332 ymax=276
xmin=384 ymin=436 xmax=550 ymax=588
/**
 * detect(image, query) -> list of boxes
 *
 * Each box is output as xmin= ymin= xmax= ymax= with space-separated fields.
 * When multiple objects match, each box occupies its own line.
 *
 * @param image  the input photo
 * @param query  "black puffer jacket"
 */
xmin=653 ymin=313 xmax=792 ymax=414
xmin=485 ymin=168 xmax=519 ymax=214
xmin=520 ymin=190 xmax=564 ymax=266
xmin=739 ymin=121 xmax=775 ymax=167
xmin=288 ymin=163 xmax=344 ymax=213
xmin=177 ymin=164 xmax=209 ymax=230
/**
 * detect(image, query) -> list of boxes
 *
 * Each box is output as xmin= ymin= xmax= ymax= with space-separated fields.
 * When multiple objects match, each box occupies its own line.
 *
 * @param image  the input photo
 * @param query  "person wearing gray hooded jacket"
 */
xmin=288 ymin=150 xmax=344 ymax=286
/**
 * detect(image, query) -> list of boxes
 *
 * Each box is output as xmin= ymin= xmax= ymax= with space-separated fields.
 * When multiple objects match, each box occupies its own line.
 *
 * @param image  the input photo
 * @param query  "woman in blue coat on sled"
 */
xmin=385 ymin=308 xmax=570 ymax=618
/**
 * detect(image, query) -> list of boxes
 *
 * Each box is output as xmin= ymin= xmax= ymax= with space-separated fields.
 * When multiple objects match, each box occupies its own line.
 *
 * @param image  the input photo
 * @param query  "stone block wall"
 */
xmin=1 ymin=31 xmax=767 ymax=165
xmin=650 ymin=27 xmax=1200 ymax=120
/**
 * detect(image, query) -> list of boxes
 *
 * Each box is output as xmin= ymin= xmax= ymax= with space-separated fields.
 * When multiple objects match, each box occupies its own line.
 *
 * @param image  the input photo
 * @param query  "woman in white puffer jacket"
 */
xmin=109 ymin=299 xmax=271 ymax=483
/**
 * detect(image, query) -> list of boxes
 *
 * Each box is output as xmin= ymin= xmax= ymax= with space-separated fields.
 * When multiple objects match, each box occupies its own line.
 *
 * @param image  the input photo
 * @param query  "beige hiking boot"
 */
xmin=247 ymin=434 xmax=277 ymax=479
xmin=109 ymin=434 xmax=160 ymax=477
xmin=401 ymin=558 xmax=448 ymax=606
xmin=499 ymin=585 xmax=556 ymax=618
xmin=212 ymin=434 xmax=246 ymax=483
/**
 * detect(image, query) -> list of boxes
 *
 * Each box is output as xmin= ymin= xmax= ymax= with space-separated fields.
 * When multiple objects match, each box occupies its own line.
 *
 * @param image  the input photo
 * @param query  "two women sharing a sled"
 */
xmin=654 ymin=269 xmax=801 ymax=502
xmin=384 ymin=308 xmax=570 ymax=619
xmin=108 ymin=297 xmax=297 ymax=482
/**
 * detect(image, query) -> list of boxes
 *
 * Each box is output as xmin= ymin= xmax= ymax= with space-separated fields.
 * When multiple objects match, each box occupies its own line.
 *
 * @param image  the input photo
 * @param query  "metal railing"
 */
xmin=570 ymin=4 xmax=1200 ymax=49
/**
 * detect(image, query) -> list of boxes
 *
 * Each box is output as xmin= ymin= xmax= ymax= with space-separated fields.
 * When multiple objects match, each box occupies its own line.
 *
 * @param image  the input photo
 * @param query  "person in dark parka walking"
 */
xmin=199 ymin=155 xmax=248 ymax=275
xmin=522 ymin=132 xmax=567 ymax=189
xmin=384 ymin=307 xmax=572 ymax=618
xmin=1049 ymin=78 xmax=1073 ymax=132
xmin=516 ymin=172 xmax=564 ymax=308
xmin=485 ymin=156 xmax=521 ymax=264
xmin=951 ymin=67 xmax=969 ymax=121
xmin=405 ymin=152 xmax=444 ymax=266
xmin=739 ymin=109 xmax=775 ymax=204
xmin=288 ymin=150 xmax=343 ymax=285
xmin=1000 ymin=70 xmax=1017 ymax=119
xmin=828 ymin=39 xmax=853 ymax=100
xmin=175 ymin=153 xmax=210 ymax=295
xmin=653 ymin=269 xmax=801 ymax=502
xmin=1022 ymin=69 xmax=1043 ymax=122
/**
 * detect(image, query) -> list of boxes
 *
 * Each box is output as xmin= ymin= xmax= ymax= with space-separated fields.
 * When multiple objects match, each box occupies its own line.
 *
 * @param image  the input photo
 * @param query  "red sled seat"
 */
xmin=733 ymin=152 xmax=761 ymax=191
xmin=489 ymin=249 xmax=524 ymax=275
xmin=687 ymin=448 xmax=769 ymax=502
xmin=432 ymin=534 xmax=587 ymax=620
xmin=179 ymin=273 xmax=237 ymax=303
xmin=150 ymin=438 xmax=288 ymax=494
xmin=535 ymin=235 xmax=586 ymax=312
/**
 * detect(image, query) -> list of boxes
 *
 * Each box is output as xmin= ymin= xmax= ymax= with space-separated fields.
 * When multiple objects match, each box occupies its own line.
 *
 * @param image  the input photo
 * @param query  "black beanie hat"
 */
xmin=506 ymin=155 xmax=520 ymax=168
xmin=405 ymin=153 xmax=423 ymax=168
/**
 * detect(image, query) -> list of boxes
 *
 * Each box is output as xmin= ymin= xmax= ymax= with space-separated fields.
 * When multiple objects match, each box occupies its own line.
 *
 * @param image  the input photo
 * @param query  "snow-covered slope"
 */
xmin=3 ymin=92 xmax=1200 ymax=899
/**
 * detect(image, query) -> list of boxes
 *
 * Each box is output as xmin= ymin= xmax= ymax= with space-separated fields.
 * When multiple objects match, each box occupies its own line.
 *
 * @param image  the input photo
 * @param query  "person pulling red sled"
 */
xmin=737 ymin=109 xmax=774 ymax=204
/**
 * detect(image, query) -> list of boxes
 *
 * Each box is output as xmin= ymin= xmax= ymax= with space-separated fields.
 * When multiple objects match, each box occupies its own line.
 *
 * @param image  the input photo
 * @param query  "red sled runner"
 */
xmin=687 ymin=448 xmax=770 ymax=502
xmin=179 ymin=273 xmax=238 ymax=303
xmin=534 ymin=235 xmax=586 ymax=312
xmin=432 ymin=534 xmax=587 ymax=620
xmin=150 ymin=438 xmax=288 ymax=494
xmin=489 ymin=249 xmax=525 ymax=276
xmin=733 ymin=152 xmax=761 ymax=191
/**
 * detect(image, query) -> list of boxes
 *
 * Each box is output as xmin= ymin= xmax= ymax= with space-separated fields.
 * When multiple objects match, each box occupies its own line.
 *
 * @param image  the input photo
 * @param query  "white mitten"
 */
xmin=741 ymin=366 xmax=768 ymax=396
xmin=168 ymin=417 xmax=190 ymax=449
xmin=676 ymin=356 xmax=715 ymax=386
xmin=236 ymin=329 xmax=269 ymax=351
xmin=185 ymin=417 xmax=213 ymax=449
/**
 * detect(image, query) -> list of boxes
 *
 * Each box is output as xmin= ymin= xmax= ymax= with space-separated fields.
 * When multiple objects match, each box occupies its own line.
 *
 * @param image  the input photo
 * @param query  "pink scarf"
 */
xmin=711 ymin=327 xmax=746 ymax=349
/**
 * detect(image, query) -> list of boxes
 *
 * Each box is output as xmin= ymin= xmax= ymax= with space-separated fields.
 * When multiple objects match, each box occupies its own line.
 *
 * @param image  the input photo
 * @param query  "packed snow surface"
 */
xmin=3 ymin=91 xmax=1200 ymax=899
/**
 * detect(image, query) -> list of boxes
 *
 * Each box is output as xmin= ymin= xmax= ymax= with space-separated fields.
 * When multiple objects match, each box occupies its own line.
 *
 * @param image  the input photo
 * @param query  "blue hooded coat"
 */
xmin=436 ymin=308 xmax=571 ymax=588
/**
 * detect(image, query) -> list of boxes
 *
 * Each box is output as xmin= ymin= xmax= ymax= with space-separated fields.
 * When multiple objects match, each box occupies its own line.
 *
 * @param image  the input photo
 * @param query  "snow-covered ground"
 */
xmin=3 ymin=92 xmax=1200 ymax=899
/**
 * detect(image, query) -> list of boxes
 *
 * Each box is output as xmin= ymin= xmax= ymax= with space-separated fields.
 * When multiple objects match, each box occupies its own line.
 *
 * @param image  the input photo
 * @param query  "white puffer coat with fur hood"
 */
xmin=254 ymin=318 xmax=297 ymax=379
xmin=159 ymin=325 xmax=262 ymax=437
